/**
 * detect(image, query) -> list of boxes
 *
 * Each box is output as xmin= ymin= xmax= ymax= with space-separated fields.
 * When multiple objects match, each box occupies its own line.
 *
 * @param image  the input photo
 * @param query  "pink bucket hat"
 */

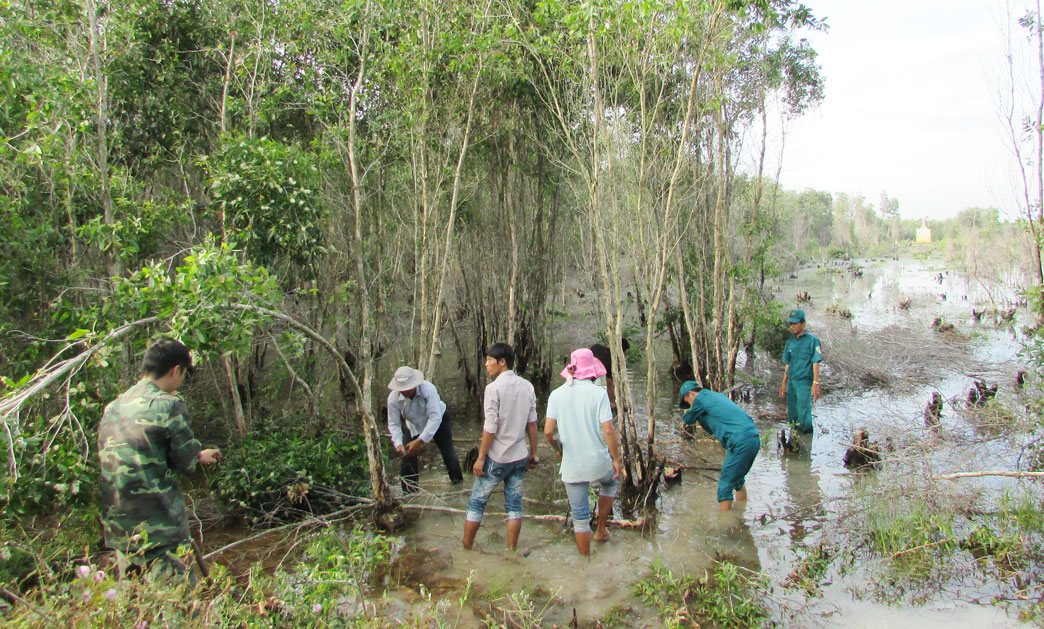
xmin=560 ymin=348 xmax=607 ymax=383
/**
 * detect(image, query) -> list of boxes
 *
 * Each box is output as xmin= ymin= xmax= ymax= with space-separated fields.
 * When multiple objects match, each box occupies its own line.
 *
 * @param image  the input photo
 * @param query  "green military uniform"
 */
xmin=782 ymin=330 xmax=822 ymax=434
xmin=98 ymin=380 xmax=202 ymax=578
xmin=680 ymin=387 xmax=760 ymax=503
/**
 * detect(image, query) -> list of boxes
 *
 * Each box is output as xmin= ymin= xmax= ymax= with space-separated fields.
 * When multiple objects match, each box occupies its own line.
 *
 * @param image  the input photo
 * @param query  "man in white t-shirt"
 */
xmin=544 ymin=348 xmax=622 ymax=556
xmin=463 ymin=343 xmax=540 ymax=551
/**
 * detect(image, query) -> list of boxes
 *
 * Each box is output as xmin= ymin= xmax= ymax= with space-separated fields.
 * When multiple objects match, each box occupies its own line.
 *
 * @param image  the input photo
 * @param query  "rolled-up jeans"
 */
xmin=563 ymin=469 xmax=618 ymax=533
xmin=465 ymin=457 xmax=529 ymax=523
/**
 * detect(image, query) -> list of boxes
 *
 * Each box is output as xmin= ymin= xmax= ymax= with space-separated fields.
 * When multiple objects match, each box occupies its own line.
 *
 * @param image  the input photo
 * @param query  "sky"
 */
xmin=770 ymin=0 xmax=1035 ymax=221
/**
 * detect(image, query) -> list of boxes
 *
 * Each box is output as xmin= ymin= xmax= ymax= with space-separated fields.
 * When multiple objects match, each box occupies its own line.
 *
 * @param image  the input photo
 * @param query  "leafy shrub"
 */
xmin=209 ymin=428 xmax=370 ymax=523
xmin=753 ymin=303 xmax=788 ymax=357
xmin=0 ymin=527 xmax=399 ymax=627
xmin=0 ymin=418 xmax=97 ymax=518
xmin=201 ymin=135 xmax=325 ymax=271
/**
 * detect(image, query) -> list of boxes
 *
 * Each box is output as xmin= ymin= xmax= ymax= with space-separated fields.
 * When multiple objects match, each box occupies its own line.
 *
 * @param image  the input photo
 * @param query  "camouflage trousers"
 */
xmin=116 ymin=543 xmax=195 ymax=585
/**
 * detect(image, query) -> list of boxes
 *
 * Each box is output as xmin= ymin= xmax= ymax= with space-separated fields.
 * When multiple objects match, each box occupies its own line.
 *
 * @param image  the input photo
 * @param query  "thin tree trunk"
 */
xmin=345 ymin=8 xmax=390 ymax=505
xmin=223 ymin=355 xmax=248 ymax=438
xmin=424 ymin=58 xmax=483 ymax=373
xmin=84 ymin=0 xmax=118 ymax=279
xmin=220 ymin=32 xmax=235 ymax=135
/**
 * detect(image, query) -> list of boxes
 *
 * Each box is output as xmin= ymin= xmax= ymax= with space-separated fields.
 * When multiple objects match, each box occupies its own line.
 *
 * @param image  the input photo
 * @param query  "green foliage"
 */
xmin=0 ymin=504 xmax=101 ymax=592
xmin=209 ymin=428 xmax=370 ymax=523
xmin=108 ymin=237 xmax=279 ymax=354
xmin=273 ymin=527 xmax=396 ymax=622
xmin=0 ymin=526 xmax=398 ymax=627
xmin=633 ymin=558 xmax=770 ymax=628
xmin=106 ymin=0 xmax=225 ymax=169
xmin=753 ymin=299 xmax=789 ymax=356
xmin=75 ymin=191 xmax=186 ymax=263
xmin=202 ymin=136 xmax=325 ymax=272
xmin=867 ymin=505 xmax=957 ymax=575
xmin=0 ymin=419 xmax=97 ymax=518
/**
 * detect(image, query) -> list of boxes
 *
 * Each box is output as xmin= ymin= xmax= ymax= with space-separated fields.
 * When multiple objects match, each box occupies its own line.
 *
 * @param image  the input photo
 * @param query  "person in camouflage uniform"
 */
xmin=98 ymin=338 xmax=221 ymax=580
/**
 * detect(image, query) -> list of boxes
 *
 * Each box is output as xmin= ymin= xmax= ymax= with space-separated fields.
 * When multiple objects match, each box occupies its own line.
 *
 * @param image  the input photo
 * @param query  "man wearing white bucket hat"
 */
xmin=387 ymin=366 xmax=464 ymax=493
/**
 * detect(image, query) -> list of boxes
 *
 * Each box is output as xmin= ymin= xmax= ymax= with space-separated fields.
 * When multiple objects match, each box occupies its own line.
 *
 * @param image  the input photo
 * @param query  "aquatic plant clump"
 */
xmin=842 ymin=470 xmax=1044 ymax=612
xmin=632 ymin=558 xmax=771 ymax=628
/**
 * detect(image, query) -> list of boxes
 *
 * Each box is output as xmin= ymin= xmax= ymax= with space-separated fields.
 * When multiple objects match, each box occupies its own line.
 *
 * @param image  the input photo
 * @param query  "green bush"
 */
xmin=753 ymin=303 xmax=789 ymax=357
xmin=209 ymin=428 xmax=370 ymax=524
xmin=0 ymin=418 xmax=97 ymax=518
xmin=0 ymin=526 xmax=400 ymax=627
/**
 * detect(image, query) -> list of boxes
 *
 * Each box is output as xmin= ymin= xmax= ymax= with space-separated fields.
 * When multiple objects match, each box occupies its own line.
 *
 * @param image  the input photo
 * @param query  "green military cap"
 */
xmin=787 ymin=309 xmax=805 ymax=323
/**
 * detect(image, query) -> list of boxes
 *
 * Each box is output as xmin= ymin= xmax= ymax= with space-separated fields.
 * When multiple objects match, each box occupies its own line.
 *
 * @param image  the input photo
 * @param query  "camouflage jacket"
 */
xmin=98 ymin=380 xmax=202 ymax=554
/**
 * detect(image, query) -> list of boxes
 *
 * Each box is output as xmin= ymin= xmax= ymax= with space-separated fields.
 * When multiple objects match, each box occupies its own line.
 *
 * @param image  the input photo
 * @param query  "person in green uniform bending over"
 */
xmin=98 ymin=338 xmax=222 ymax=581
xmin=679 ymin=382 xmax=760 ymax=511
xmin=778 ymin=308 xmax=822 ymax=435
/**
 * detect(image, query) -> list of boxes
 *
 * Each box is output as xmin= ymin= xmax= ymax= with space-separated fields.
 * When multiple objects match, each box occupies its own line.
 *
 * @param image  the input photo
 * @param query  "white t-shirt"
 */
xmin=545 ymin=379 xmax=613 ymax=483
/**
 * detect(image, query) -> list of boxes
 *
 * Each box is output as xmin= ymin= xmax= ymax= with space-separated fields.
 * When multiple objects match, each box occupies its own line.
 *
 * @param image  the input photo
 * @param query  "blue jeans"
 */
xmin=465 ymin=457 xmax=528 ymax=523
xmin=563 ymin=469 xmax=618 ymax=533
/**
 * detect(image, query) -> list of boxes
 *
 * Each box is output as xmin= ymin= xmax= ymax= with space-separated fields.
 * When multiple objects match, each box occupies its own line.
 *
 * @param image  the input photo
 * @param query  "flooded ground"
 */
xmin=206 ymin=255 xmax=1036 ymax=626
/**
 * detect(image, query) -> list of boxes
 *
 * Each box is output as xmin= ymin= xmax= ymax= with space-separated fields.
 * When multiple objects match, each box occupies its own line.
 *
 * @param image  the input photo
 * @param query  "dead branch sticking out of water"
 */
xmin=825 ymin=303 xmax=852 ymax=319
xmin=932 ymin=471 xmax=1044 ymax=480
xmin=398 ymin=504 xmax=650 ymax=529
xmin=778 ymin=429 xmax=802 ymax=455
xmin=841 ymin=430 xmax=884 ymax=470
xmin=924 ymin=392 xmax=943 ymax=429
xmin=967 ymin=380 xmax=998 ymax=407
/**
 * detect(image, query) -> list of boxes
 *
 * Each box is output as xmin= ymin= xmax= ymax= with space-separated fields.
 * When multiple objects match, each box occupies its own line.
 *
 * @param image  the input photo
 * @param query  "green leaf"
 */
xmin=65 ymin=328 xmax=90 ymax=341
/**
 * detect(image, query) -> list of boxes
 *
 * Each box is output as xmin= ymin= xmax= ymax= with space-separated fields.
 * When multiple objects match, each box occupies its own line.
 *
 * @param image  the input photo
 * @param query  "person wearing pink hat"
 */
xmin=543 ymin=348 xmax=623 ymax=555
xmin=386 ymin=366 xmax=463 ymax=493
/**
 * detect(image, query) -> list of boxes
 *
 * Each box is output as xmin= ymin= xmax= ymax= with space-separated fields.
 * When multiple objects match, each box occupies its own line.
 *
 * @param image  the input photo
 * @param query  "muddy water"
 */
xmin=356 ymin=256 xmax=1030 ymax=626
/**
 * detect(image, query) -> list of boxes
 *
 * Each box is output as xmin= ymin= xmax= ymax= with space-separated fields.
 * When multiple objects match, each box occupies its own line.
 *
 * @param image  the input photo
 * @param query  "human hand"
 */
xmin=527 ymin=455 xmax=539 ymax=469
xmin=199 ymin=448 xmax=221 ymax=466
xmin=405 ymin=439 xmax=422 ymax=457
xmin=395 ymin=445 xmax=407 ymax=457
xmin=812 ymin=382 xmax=821 ymax=400
xmin=778 ymin=383 xmax=786 ymax=398
xmin=612 ymin=459 xmax=622 ymax=479
xmin=472 ymin=456 xmax=485 ymax=477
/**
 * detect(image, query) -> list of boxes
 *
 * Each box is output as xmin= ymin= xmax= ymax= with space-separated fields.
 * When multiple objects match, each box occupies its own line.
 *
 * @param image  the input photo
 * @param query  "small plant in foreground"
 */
xmin=633 ymin=558 xmax=771 ymax=628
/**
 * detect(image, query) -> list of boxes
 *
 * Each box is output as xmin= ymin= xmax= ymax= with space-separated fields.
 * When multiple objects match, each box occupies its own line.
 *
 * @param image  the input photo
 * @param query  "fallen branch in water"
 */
xmin=399 ymin=503 xmax=649 ymax=529
xmin=202 ymin=503 xmax=370 ymax=561
xmin=933 ymin=471 xmax=1044 ymax=480
xmin=673 ymin=463 xmax=722 ymax=472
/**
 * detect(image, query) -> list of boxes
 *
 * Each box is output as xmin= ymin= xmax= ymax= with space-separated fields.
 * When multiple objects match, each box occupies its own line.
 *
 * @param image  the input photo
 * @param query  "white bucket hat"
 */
xmin=388 ymin=366 xmax=424 ymax=391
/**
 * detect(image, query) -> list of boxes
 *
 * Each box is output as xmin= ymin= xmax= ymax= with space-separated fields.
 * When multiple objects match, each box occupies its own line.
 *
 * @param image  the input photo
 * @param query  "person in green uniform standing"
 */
xmin=778 ymin=309 xmax=822 ymax=435
xmin=679 ymin=382 xmax=760 ymax=511
xmin=98 ymin=338 xmax=222 ymax=581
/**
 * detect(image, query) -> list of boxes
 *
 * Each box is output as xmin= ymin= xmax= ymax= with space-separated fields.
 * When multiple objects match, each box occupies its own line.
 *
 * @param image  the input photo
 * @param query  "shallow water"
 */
xmin=282 ymin=255 xmax=1036 ymax=626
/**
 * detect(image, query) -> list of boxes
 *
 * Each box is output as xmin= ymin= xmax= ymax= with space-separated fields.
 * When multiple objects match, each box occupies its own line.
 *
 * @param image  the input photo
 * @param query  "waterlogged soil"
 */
xmin=204 ymin=256 xmax=1034 ymax=627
